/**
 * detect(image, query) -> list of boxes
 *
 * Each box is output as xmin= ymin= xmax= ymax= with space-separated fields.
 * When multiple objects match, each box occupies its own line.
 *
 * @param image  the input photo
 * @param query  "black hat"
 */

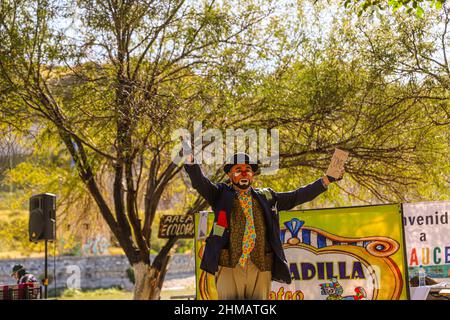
xmin=223 ymin=153 xmax=259 ymax=174
xmin=11 ymin=264 xmax=24 ymax=276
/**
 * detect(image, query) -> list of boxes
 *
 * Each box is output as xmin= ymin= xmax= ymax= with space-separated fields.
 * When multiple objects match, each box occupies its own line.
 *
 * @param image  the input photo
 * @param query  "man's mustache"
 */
xmin=232 ymin=178 xmax=251 ymax=189
xmin=238 ymin=179 xmax=250 ymax=186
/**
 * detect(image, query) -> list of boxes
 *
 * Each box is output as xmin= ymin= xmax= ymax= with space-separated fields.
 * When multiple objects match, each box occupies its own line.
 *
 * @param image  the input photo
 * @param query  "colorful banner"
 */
xmin=402 ymin=201 xmax=450 ymax=279
xmin=194 ymin=204 xmax=409 ymax=300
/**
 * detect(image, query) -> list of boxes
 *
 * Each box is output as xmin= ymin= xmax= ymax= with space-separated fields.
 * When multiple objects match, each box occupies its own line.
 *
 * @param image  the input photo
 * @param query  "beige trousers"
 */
xmin=215 ymin=259 xmax=271 ymax=300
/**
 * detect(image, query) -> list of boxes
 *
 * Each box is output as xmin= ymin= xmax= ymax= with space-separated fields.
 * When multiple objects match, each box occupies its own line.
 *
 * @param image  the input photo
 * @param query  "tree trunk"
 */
xmin=132 ymin=256 xmax=172 ymax=300
xmin=132 ymin=262 xmax=160 ymax=300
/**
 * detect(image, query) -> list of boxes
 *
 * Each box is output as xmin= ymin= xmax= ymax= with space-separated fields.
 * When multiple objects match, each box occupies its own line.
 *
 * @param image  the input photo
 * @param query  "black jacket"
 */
xmin=185 ymin=164 xmax=327 ymax=284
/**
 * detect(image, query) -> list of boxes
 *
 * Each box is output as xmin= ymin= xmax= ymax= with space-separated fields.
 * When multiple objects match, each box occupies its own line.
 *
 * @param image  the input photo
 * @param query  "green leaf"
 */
xmin=388 ymin=0 xmax=397 ymax=6
xmin=416 ymin=6 xmax=424 ymax=18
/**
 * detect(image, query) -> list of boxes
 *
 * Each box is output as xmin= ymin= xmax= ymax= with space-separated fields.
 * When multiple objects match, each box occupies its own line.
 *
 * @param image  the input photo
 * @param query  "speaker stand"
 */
xmin=44 ymin=240 xmax=48 ymax=299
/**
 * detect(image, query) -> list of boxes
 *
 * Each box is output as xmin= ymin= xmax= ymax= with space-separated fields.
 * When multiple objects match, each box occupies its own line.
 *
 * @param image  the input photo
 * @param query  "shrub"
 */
xmin=126 ymin=267 xmax=135 ymax=284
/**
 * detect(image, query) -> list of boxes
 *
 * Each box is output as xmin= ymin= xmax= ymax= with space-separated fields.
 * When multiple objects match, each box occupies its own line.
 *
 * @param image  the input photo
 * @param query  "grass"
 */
xmin=56 ymin=286 xmax=196 ymax=300
xmin=57 ymin=288 xmax=133 ymax=300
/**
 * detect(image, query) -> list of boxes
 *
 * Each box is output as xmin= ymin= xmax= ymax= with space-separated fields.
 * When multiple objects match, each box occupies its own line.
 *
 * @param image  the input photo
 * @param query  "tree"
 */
xmin=341 ymin=0 xmax=447 ymax=17
xmin=231 ymin=3 xmax=450 ymax=204
xmin=0 ymin=0 xmax=294 ymax=299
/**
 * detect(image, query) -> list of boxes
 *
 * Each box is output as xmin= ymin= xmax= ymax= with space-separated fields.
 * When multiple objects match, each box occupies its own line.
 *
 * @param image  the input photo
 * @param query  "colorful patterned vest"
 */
xmin=218 ymin=193 xmax=273 ymax=271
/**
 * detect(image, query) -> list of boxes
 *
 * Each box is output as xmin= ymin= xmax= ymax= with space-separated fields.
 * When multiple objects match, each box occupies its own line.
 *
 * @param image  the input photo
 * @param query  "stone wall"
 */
xmin=0 ymin=253 xmax=195 ymax=291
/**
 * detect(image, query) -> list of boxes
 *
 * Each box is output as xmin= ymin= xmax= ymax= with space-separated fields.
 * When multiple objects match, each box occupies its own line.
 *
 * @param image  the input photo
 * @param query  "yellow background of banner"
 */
xmin=195 ymin=204 xmax=409 ymax=300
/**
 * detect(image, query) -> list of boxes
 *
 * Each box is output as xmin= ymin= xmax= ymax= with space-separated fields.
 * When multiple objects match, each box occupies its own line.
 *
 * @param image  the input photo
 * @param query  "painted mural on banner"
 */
xmin=194 ymin=204 xmax=409 ymax=300
xmin=402 ymin=201 xmax=450 ymax=279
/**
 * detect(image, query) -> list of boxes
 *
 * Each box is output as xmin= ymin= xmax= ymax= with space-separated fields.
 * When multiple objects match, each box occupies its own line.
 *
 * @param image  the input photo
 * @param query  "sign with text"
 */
xmin=194 ymin=204 xmax=409 ymax=300
xmin=158 ymin=214 xmax=194 ymax=238
xmin=402 ymin=201 xmax=450 ymax=279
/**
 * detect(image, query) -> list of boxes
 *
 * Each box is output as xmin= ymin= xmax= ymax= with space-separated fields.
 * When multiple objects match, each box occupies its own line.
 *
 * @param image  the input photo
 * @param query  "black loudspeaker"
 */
xmin=29 ymin=193 xmax=56 ymax=242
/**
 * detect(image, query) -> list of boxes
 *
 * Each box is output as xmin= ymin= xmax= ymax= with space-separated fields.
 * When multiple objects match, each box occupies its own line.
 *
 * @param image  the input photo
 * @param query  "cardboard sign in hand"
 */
xmin=326 ymin=148 xmax=349 ymax=179
xmin=181 ymin=138 xmax=192 ymax=155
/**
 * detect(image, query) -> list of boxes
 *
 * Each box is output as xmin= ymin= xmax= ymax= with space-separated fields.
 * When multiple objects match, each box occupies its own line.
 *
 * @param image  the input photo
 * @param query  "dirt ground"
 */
xmin=162 ymin=274 xmax=195 ymax=291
